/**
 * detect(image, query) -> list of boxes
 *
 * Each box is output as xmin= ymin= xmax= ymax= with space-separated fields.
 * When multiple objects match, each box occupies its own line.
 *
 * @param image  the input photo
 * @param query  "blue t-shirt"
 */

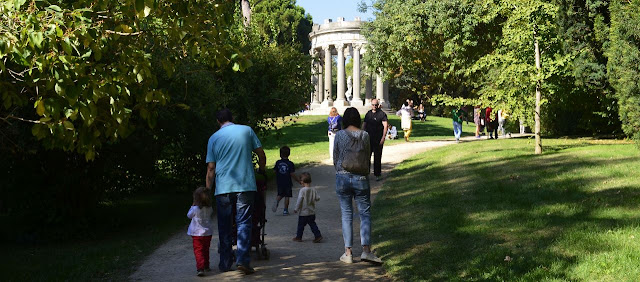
xmin=206 ymin=123 xmax=262 ymax=196
xmin=274 ymin=159 xmax=295 ymax=189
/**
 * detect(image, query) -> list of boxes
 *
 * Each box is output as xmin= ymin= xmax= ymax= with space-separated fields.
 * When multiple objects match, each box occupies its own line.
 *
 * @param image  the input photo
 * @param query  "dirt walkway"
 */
xmin=130 ymin=136 xmax=513 ymax=281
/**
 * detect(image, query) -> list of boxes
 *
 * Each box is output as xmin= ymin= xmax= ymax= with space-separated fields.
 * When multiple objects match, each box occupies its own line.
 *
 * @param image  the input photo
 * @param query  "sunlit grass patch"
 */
xmin=373 ymin=138 xmax=640 ymax=280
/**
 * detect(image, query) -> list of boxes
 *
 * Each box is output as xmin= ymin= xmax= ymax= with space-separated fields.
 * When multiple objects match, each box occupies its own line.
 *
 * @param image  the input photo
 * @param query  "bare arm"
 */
xmin=253 ymin=147 xmax=267 ymax=172
xmin=381 ymin=120 xmax=389 ymax=145
xmin=206 ymin=162 xmax=216 ymax=192
xmin=290 ymin=172 xmax=301 ymax=184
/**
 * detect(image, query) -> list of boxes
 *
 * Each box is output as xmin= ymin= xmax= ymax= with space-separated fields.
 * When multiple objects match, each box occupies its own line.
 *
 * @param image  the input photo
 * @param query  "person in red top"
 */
xmin=485 ymin=107 xmax=495 ymax=139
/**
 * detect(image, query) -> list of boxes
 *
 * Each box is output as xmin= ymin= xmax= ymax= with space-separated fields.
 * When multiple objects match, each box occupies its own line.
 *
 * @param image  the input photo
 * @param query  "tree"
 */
xmin=473 ymin=0 xmax=566 ymax=154
xmin=608 ymin=0 xmax=640 ymax=144
xmin=0 ymin=0 xmax=243 ymax=160
xmin=252 ymin=0 xmax=313 ymax=53
xmin=361 ymin=0 xmax=501 ymax=102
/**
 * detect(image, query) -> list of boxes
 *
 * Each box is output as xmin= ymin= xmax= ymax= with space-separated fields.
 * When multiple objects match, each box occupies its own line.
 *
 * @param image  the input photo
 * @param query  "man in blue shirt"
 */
xmin=205 ymin=109 xmax=266 ymax=275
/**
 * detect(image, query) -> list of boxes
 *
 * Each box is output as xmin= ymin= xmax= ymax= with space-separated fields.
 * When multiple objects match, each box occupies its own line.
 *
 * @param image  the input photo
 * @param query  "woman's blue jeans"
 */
xmin=335 ymin=173 xmax=371 ymax=248
xmin=216 ymin=192 xmax=254 ymax=271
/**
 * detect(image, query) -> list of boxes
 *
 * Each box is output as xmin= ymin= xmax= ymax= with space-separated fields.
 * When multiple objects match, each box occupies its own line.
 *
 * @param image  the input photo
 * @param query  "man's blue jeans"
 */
xmin=453 ymin=121 xmax=462 ymax=140
xmin=335 ymin=173 xmax=371 ymax=248
xmin=216 ymin=191 xmax=254 ymax=271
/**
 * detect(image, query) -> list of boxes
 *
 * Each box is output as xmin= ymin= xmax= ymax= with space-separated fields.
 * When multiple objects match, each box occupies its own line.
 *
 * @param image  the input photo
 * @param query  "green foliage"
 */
xmin=0 ymin=0 xmax=312 ymax=242
xmin=0 ymin=0 xmax=238 ymax=160
xmin=363 ymin=0 xmax=499 ymax=99
xmin=363 ymin=0 xmax=626 ymax=137
xmin=608 ymin=0 xmax=640 ymax=143
xmin=251 ymin=0 xmax=313 ymax=53
xmin=472 ymin=0 xmax=565 ymax=126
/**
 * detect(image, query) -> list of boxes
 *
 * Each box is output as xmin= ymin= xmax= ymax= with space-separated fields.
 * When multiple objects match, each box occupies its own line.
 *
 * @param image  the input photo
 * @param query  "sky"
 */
xmin=296 ymin=0 xmax=375 ymax=24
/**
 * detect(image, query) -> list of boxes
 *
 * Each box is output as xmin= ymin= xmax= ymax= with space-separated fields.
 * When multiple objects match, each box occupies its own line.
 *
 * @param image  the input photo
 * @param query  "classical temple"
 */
xmin=305 ymin=17 xmax=390 ymax=115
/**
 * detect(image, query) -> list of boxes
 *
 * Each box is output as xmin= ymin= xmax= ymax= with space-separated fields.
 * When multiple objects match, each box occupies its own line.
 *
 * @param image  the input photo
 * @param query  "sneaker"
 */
xmin=283 ymin=210 xmax=289 ymax=216
xmin=340 ymin=253 xmax=353 ymax=264
xmin=271 ymin=200 xmax=278 ymax=212
xmin=361 ymin=251 xmax=383 ymax=264
xmin=237 ymin=264 xmax=255 ymax=275
xmin=196 ymin=270 xmax=205 ymax=276
xmin=292 ymin=237 xmax=302 ymax=242
xmin=313 ymin=236 xmax=323 ymax=243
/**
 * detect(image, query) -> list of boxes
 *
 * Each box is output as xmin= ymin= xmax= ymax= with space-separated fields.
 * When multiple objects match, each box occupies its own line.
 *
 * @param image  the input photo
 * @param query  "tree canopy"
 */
xmin=0 ymin=0 xmax=245 ymax=160
xmin=361 ymin=0 xmax=632 ymax=149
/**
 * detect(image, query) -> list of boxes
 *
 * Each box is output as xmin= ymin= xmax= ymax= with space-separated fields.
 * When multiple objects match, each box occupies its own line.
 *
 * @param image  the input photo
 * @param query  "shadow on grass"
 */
xmin=373 ymin=140 xmax=640 ymax=280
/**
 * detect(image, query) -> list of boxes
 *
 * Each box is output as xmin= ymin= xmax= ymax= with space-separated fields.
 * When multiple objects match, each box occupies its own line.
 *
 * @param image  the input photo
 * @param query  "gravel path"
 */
xmin=130 ymin=135 xmax=516 ymax=281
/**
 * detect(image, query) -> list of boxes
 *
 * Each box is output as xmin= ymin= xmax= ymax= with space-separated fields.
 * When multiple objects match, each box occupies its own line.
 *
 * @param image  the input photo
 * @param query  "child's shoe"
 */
xmin=340 ymin=253 xmax=353 ymax=263
xmin=292 ymin=237 xmax=302 ymax=242
xmin=361 ymin=251 xmax=383 ymax=264
xmin=196 ymin=270 xmax=205 ymax=276
xmin=283 ymin=210 xmax=289 ymax=216
xmin=313 ymin=236 xmax=323 ymax=243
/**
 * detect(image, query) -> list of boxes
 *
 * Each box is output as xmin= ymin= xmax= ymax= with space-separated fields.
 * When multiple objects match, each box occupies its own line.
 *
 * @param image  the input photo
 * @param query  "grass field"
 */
xmin=261 ymin=114 xmax=475 ymax=168
xmin=372 ymin=138 xmax=640 ymax=281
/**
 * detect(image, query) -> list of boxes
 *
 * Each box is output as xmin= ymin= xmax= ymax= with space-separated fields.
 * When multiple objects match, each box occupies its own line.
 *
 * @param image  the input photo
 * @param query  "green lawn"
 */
xmin=0 ymin=193 xmax=189 ymax=281
xmin=373 ymin=138 xmax=640 ymax=281
xmin=261 ymin=114 xmax=473 ymax=168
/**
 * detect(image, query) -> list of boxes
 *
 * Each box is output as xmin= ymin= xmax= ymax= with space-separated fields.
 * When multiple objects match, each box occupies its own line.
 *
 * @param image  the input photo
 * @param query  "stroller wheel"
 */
xmin=261 ymin=246 xmax=270 ymax=260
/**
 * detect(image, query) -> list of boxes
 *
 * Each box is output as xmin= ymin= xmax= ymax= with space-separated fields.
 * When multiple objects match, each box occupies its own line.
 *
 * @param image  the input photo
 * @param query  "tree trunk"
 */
xmin=240 ymin=0 xmax=251 ymax=26
xmin=534 ymin=27 xmax=542 ymax=154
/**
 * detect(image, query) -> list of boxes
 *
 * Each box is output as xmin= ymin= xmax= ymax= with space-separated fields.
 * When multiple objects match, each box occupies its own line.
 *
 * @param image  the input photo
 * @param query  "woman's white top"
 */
xmin=400 ymin=105 xmax=413 ymax=129
xmin=187 ymin=206 xmax=213 ymax=236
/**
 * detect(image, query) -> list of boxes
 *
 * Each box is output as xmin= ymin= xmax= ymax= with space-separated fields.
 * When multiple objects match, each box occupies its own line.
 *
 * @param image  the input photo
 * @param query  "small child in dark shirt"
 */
xmin=272 ymin=146 xmax=300 ymax=215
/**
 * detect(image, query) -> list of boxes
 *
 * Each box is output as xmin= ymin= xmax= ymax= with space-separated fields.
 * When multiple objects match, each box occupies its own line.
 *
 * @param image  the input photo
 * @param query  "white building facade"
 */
xmin=306 ymin=17 xmax=389 ymax=115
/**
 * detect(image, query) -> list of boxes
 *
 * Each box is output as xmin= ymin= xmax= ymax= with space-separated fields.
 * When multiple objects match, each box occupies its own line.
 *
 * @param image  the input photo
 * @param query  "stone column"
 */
xmin=351 ymin=44 xmax=363 ymax=107
xmin=376 ymin=72 xmax=384 ymax=101
xmin=317 ymin=60 xmax=323 ymax=106
xmin=365 ymin=75 xmax=373 ymax=106
xmin=334 ymin=43 xmax=349 ymax=106
xmin=383 ymin=80 xmax=390 ymax=108
xmin=321 ymin=45 xmax=333 ymax=107
xmin=377 ymin=70 xmax=389 ymax=108
xmin=311 ymin=50 xmax=320 ymax=107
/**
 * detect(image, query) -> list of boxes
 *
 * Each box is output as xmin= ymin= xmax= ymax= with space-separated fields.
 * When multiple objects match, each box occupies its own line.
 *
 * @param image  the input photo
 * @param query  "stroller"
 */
xmin=231 ymin=171 xmax=270 ymax=260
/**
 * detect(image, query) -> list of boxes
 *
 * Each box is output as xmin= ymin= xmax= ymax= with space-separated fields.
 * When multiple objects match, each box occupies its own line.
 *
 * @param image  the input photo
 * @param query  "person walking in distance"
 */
xmin=474 ymin=105 xmax=482 ymax=138
xmin=452 ymin=106 xmax=464 ymax=143
xmin=205 ymin=109 xmax=266 ymax=275
xmin=327 ymin=107 xmax=342 ymax=160
xmin=362 ymin=98 xmax=388 ymax=181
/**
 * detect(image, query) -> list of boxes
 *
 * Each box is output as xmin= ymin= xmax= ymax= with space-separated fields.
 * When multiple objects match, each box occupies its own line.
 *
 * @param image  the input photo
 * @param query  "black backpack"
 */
xmin=341 ymin=132 xmax=370 ymax=176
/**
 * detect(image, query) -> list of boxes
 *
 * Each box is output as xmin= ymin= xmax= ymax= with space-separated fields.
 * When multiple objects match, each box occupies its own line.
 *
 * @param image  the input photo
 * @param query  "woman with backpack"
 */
xmin=332 ymin=107 xmax=382 ymax=265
